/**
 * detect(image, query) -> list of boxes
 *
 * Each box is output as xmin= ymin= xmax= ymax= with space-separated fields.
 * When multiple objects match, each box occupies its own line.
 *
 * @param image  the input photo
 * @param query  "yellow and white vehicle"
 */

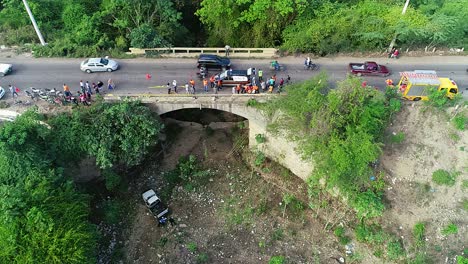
xmin=398 ymin=70 xmax=458 ymax=101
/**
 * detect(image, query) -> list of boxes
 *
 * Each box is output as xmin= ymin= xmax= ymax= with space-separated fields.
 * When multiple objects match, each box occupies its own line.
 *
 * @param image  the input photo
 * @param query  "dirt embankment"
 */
xmin=381 ymin=104 xmax=467 ymax=263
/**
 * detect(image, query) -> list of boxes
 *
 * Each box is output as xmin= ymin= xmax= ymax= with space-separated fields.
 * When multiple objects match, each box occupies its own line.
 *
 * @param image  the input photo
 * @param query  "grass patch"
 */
xmin=462 ymin=180 xmax=468 ymax=190
xmin=431 ymin=169 xmax=457 ymax=186
xmin=334 ymin=226 xmax=351 ymax=245
xmin=187 ymin=241 xmax=198 ymax=253
xmin=449 ymin=132 xmax=461 ymax=142
xmin=413 ymin=222 xmax=426 ymax=248
xmin=255 ymin=133 xmax=266 ymax=144
xmin=269 ymin=255 xmax=285 ymax=264
xmin=441 ymin=223 xmax=458 ymax=236
xmin=391 ymin=131 xmax=405 ymax=143
xmin=196 ymin=252 xmax=209 ymax=263
xmin=452 ymin=114 xmax=467 ymax=130
xmin=462 ymin=199 xmax=468 ymax=211
xmin=254 ymin=151 xmax=266 ymax=166
xmin=271 ymin=228 xmax=284 ymax=241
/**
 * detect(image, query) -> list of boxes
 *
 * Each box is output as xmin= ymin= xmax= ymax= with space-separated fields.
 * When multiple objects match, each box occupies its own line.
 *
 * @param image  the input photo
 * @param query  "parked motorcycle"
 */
xmin=197 ymin=66 xmax=208 ymax=79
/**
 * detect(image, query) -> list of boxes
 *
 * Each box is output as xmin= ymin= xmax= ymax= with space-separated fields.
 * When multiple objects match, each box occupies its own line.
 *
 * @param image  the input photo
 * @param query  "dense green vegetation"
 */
xmin=263 ymin=74 xmax=400 ymax=221
xmin=0 ymin=100 xmax=163 ymax=263
xmin=1 ymin=0 xmax=466 ymax=56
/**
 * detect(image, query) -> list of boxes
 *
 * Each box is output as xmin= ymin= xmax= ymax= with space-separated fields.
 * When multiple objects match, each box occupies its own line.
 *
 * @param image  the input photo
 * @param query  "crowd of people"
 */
xmin=166 ymin=71 xmax=291 ymax=96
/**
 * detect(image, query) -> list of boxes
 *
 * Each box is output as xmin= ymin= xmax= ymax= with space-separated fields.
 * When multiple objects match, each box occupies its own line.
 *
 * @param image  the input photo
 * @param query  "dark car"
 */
xmin=197 ymin=54 xmax=231 ymax=70
xmin=348 ymin=61 xmax=390 ymax=77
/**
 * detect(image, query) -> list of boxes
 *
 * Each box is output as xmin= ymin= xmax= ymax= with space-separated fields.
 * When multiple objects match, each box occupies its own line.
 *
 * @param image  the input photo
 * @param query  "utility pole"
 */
xmin=22 ymin=0 xmax=46 ymax=46
xmin=388 ymin=0 xmax=411 ymax=52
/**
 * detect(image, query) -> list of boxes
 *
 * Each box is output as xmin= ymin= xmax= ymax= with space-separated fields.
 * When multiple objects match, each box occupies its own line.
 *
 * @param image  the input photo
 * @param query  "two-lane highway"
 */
xmin=0 ymin=56 xmax=467 ymax=98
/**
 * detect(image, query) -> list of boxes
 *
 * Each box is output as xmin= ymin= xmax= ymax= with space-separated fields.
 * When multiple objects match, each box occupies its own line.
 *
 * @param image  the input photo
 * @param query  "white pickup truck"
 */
xmin=142 ymin=189 xmax=169 ymax=220
xmin=0 ymin=63 xmax=13 ymax=76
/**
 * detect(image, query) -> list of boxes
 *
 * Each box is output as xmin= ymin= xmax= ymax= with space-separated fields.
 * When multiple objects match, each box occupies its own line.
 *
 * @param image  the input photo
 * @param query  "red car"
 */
xmin=349 ymin=61 xmax=390 ymax=77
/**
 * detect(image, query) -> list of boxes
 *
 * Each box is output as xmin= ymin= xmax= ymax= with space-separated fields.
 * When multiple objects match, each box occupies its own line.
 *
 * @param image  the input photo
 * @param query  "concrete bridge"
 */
xmin=106 ymin=94 xmax=313 ymax=181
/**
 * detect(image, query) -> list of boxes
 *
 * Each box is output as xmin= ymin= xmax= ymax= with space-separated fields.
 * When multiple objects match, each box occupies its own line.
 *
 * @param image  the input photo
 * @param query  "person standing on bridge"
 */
xmin=189 ymin=79 xmax=195 ymax=94
xmin=172 ymin=80 xmax=177 ymax=93
xmin=167 ymin=82 xmax=171 ymax=94
xmin=203 ymin=78 xmax=208 ymax=93
xmin=225 ymin=45 xmax=231 ymax=57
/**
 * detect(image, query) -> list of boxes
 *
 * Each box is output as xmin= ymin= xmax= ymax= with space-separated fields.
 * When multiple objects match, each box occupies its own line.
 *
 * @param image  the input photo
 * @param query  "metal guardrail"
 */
xmin=128 ymin=47 xmax=278 ymax=58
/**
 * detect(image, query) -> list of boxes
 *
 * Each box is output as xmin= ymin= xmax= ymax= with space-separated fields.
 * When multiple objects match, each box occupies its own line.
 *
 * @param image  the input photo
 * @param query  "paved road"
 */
xmin=0 ymin=56 xmax=467 ymax=98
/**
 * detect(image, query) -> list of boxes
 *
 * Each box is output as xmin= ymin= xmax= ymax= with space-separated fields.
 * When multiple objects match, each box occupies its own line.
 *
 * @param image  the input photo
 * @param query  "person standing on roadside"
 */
xmin=80 ymin=80 xmax=84 ymax=92
xmin=86 ymin=81 xmax=92 ymax=95
xmin=258 ymin=69 xmax=263 ymax=82
xmin=92 ymin=82 xmax=100 ymax=95
xmin=185 ymin=82 xmax=190 ymax=94
xmin=8 ymin=84 xmax=19 ymax=98
xmin=108 ymin=79 xmax=114 ymax=90
xmin=63 ymin=83 xmax=71 ymax=97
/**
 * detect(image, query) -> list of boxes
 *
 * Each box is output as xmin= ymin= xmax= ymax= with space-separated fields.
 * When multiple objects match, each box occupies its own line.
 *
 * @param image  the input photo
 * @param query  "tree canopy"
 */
xmin=0 ymin=100 xmax=163 ymax=262
xmin=0 ymin=0 xmax=466 ymax=55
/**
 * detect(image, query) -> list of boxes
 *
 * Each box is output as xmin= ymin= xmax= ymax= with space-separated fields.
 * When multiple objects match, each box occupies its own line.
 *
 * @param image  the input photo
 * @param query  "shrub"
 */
xmin=254 ymin=151 xmax=266 ymax=166
xmin=386 ymin=239 xmax=405 ymax=260
xmin=453 ymin=114 xmax=467 ymax=130
xmin=269 ymin=255 xmax=285 ymax=264
xmin=391 ymin=132 xmax=405 ymax=143
xmin=187 ymin=242 xmax=198 ymax=253
xmin=102 ymin=200 xmax=123 ymax=225
xmin=352 ymin=190 xmax=385 ymax=220
xmin=432 ymin=169 xmax=457 ymax=186
xmin=197 ymin=252 xmax=209 ymax=263
xmin=255 ymin=134 xmax=266 ymax=144
xmin=413 ymin=222 xmax=426 ymax=248
xmin=441 ymin=223 xmax=458 ymax=235
xmin=103 ymin=169 xmax=121 ymax=191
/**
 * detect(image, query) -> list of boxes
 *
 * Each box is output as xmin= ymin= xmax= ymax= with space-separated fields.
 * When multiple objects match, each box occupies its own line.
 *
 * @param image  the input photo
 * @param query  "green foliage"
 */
xmin=102 ymin=199 xmax=123 ymax=225
xmin=197 ymin=252 xmax=209 ymax=263
xmin=452 ymin=114 xmax=467 ymax=130
xmin=187 ymin=242 xmax=198 ymax=253
xmin=247 ymin=98 xmax=259 ymax=107
xmin=463 ymin=199 xmax=468 ymax=211
xmin=441 ymin=223 xmax=458 ymax=235
xmin=352 ymin=190 xmax=385 ymax=220
xmin=391 ymin=132 xmax=406 ymax=143
xmin=255 ymin=134 xmax=266 ymax=144
xmin=334 ymin=226 xmax=351 ymax=245
xmin=82 ymin=99 xmax=163 ymax=169
xmin=413 ymin=222 xmax=426 ymax=248
xmin=457 ymin=255 xmax=468 ymax=264
xmin=431 ymin=169 xmax=457 ymax=186
xmin=269 ymin=255 xmax=286 ymax=264
xmin=130 ymin=23 xmax=169 ymax=48
xmin=254 ymin=151 xmax=266 ymax=166
xmin=103 ymin=169 xmax=122 ymax=191
xmin=386 ymin=239 xmax=405 ymax=260
xmin=0 ymin=109 xmax=97 ymax=263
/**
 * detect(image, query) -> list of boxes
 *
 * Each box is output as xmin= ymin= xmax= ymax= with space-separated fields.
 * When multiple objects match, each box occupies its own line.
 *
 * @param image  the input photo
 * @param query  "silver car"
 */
xmin=0 ymin=63 xmax=13 ymax=76
xmin=80 ymin=58 xmax=119 ymax=73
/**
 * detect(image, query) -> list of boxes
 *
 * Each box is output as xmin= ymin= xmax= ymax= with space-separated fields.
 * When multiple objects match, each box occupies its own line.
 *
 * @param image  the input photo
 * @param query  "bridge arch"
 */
xmin=107 ymin=95 xmax=313 ymax=181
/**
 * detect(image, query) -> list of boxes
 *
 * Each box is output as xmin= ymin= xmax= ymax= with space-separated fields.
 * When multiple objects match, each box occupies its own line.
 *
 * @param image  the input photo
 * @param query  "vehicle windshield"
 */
xmin=219 ymin=72 xmax=227 ymax=79
xmin=100 ymin=58 xmax=109 ymax=65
